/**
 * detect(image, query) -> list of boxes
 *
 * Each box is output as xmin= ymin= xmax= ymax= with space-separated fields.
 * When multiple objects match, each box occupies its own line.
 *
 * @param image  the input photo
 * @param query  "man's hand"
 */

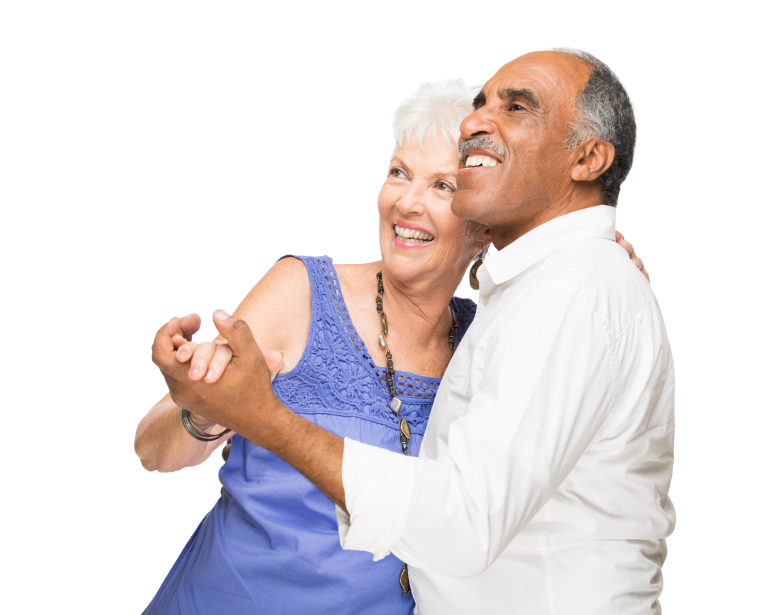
xmin=151 ymin=309 xmax=284 ymax=441
xmin=151 ymin=309 xmax=347 ymax=508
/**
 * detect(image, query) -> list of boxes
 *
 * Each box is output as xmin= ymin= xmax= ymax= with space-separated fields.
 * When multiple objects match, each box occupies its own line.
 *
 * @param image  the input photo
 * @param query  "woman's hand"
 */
xmin=615 ymin=230 xmax=649 ymax=282
xmin=173 ymin=337 xmax=235 ymax=383
xmin=173 ymin=337 xmax=284 ymax=385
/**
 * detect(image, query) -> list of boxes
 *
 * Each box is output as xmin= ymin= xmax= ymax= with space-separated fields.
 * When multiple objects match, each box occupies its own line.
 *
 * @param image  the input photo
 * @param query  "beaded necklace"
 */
xmin=376 ymin=272 xmax=458 ymax=454
xmin=376 ymin=271 xmax=457 ymax=595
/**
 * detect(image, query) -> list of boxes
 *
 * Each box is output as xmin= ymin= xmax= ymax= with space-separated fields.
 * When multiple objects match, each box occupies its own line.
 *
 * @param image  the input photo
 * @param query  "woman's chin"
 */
xmin=384 ymin=252 xmax=438 ymax=285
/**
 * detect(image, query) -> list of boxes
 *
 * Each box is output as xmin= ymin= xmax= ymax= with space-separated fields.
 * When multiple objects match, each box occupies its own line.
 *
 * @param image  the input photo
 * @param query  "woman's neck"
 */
xmin=379 ymin=265 xmax=457 ymax=351
xmin=335 ymin=261 xmax=465 ymax=378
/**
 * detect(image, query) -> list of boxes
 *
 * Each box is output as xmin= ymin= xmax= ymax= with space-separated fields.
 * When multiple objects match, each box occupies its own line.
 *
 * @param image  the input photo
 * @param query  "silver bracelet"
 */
xmin=181 ymin=409 xmax=231 ymax=442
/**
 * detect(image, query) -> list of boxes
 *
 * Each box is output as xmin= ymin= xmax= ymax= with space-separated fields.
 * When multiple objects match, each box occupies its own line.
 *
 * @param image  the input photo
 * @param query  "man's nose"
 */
xmin=460 ymin=107 xmax=495 ymax=140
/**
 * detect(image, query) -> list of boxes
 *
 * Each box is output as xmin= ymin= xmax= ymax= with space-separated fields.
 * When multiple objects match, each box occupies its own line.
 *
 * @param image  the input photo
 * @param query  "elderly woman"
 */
xmin=135 ymin=80 xmax=646 ymax=614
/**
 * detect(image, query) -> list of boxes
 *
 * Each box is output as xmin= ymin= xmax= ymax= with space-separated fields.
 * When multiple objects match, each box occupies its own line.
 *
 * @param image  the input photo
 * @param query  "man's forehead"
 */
xmin=482 ymin=51 xmax=591 ymax=104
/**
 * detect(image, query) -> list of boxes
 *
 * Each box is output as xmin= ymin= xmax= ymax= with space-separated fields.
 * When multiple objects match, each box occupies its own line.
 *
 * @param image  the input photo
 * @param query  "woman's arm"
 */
xmin=134 ymin=257 xmax=311 ymax=472
xmin=134 ymin=392 xmax=230 ymax=472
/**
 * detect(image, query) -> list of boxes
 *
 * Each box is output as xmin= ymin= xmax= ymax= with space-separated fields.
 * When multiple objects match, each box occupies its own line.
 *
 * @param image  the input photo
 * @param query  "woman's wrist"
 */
xmin=185 ymin=410 xmax=219 ymax=433
xmin=181 ymin=408 xmax=232 ymax=442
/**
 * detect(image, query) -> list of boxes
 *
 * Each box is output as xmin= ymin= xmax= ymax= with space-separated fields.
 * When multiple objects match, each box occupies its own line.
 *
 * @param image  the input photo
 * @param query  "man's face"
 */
xmin=451 ymin=51 xmax=592 ymax=248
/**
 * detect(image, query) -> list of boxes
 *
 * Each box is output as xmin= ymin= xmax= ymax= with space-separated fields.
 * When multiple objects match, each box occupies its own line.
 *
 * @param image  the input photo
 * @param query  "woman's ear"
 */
xmin=571 ymin=139 xmax=615 ymax=183
xmin=478 ymin=225 xmax=492 ymax=250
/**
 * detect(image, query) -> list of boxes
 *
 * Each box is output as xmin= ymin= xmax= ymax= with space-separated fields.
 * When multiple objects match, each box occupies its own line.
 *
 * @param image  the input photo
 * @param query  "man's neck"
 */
xmin=491 ymin=193 xmax=604 ymax=251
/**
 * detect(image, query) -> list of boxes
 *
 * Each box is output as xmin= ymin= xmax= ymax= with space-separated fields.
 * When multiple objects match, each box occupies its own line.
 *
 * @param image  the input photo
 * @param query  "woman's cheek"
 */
xmin=377 ymin=182 xmax=402 ymax=213
xmin=377 ymin=188 xmax=390 ymax=214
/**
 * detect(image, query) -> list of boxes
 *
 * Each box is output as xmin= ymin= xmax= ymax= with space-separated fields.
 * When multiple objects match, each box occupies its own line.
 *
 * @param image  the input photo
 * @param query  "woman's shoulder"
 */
xmin=243 ymin=256 xmax=312 ymax=310
xmin=230 ymin=256 xmax=316 ymax=370
xmin=331 ymin=261 xmax=382 ymax=279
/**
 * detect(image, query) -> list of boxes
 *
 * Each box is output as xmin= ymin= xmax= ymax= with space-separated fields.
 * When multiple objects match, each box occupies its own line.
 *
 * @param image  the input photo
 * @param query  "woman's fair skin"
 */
xmin=135 ymin=134 xmax=647 ymax=473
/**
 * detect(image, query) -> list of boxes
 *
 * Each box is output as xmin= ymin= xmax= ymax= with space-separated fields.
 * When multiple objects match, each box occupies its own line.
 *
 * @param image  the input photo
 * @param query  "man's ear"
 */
xmin=571 ymin=139 xmax=615 ymax=183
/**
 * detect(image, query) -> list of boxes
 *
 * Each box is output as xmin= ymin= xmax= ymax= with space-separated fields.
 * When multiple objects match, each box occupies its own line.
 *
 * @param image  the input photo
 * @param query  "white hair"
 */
xmin=391 ymin=79 xmax=487 ymax=260
xmin=392 ymin=79 xmax=477 ymax=150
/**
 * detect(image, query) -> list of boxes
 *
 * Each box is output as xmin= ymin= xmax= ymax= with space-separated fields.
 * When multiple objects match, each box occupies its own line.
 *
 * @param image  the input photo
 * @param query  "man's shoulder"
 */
xmin=526 ymin=239 xmax=659 ymax=339
xmin=571 ymin=238 xmax=649 ymax=288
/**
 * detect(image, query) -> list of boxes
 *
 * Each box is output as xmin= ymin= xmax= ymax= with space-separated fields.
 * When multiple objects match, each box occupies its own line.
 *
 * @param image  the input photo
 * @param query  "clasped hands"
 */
xmin=151 ymin=309 xmax=285 ymax=441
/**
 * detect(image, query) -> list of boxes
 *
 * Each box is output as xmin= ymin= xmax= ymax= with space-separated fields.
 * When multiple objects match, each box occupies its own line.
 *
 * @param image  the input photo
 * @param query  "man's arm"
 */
xmin=338 ymin=285 xmax=615 ymax=576
xmin=152 ymin=285 xmax=613 ymax=575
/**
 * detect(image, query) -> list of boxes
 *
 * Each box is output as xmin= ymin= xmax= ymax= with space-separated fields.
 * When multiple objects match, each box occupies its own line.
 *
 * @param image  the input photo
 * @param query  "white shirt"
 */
xmin=336 ymin=206 xmax=676 ymax=615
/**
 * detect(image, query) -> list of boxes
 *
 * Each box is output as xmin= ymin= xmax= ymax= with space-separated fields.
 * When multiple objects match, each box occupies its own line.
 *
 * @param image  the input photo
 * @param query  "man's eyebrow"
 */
xmin=472 ymin=91 xmax=486 ymax=110
xmin=499 ymin=88 xmax=540 ymax=109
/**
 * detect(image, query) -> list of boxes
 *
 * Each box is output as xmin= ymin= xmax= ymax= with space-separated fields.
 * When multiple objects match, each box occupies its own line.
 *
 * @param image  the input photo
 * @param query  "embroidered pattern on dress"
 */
xmin=272 ymin=256 xmax=476 ymax=435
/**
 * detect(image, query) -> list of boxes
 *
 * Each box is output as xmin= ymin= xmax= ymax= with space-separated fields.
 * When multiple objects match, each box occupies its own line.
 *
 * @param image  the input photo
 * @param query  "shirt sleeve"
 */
xmin=337 ymin=284 xmax=615 ymax=577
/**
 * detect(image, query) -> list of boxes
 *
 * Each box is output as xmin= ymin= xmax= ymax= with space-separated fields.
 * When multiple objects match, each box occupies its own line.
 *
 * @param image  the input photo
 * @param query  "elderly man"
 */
xmin=153 ymin=49 xmax=674 ymax=614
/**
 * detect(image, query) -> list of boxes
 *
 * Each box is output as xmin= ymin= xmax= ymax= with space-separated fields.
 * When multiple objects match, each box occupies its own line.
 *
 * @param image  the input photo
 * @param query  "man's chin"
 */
xmin=451 ymin=187 xmax=485 ymax=221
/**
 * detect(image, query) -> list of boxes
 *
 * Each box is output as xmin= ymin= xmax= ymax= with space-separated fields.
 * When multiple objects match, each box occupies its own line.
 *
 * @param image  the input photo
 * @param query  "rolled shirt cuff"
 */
xmin=336 ymin=437 xmax=416 ymax=561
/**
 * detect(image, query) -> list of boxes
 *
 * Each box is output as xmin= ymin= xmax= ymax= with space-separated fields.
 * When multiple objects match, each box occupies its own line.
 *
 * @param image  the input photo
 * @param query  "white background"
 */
xmin=2 ymin=1 xmax=778 ymax=612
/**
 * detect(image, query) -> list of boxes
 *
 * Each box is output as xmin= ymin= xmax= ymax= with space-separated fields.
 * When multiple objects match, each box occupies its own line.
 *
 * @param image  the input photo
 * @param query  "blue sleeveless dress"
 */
xmin=142 ymin=256 xmax=476 ymax=615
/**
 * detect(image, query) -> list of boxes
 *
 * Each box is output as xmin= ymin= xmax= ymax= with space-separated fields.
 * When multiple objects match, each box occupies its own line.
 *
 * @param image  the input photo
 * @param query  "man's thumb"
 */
xmin=213 ymin=309 xmax=257 ymax=355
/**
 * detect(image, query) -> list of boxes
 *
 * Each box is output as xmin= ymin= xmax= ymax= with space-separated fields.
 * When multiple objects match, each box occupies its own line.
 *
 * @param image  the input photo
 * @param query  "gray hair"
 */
xmin=393 ymin=79 xmax=477 ymax=150
xmin=551 ymin=48 xmax=636 ymax=207
xmin=459 ymin=136 xmax=506 ymax=162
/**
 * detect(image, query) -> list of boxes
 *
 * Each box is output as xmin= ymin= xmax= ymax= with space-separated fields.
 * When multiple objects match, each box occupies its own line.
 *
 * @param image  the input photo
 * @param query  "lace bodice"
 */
xmin=273 ymin=256 xmax=476 ymax=435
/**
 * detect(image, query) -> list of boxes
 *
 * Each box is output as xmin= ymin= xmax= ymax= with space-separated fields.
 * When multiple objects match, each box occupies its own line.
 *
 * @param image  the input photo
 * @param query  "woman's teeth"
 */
xmin=465 ymin=155 xmax=499 ymax=168
xmin=394 ymin=224 xmax=434 ymax=245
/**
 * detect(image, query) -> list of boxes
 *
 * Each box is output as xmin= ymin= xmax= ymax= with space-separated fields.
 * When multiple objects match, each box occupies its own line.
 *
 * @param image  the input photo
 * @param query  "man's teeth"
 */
xmin=465 ymin=155 xmax=499 ymax=168
xmin=394 ymin=224 xmax=434 ymax=244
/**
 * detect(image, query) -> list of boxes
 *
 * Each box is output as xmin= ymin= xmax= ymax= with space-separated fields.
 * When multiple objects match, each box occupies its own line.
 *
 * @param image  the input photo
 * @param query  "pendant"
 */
xmin=390 ymin=396 xmax=402 ymax=414
xmin=399 ymin=418 xmax=411 ymax=440
xmin=399 ymin=418 xmax=410 ymax=455
xmin=399 ymin=564 xmax=411 ymax=595
xmin=469 ymin=258 xmax=483 ymax=290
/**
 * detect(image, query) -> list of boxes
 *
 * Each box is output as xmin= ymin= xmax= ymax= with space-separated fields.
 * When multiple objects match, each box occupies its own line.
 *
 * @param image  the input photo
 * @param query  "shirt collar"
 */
xmin=478 ymin=205 xmax=617 ymax=296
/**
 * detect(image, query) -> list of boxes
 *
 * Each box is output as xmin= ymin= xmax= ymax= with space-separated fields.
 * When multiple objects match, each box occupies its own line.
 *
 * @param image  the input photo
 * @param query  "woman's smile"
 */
xmin=393 ymin=219 xmax=435 ymax=248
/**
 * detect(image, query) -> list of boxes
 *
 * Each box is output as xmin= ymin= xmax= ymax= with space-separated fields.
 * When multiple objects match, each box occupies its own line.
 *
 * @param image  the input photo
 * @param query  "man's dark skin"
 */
xmin=152 ymin=51 xmax=617 ymax=511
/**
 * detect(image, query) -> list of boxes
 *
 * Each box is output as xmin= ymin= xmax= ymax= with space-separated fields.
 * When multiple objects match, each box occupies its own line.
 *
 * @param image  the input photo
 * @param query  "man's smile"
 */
xmin=465 ymin=154 xmax=500 ymax=168
xmin=458 ymin=149 xmax=503 ymax=177
xmin=457 ymin=138 xmax=506 ymax=177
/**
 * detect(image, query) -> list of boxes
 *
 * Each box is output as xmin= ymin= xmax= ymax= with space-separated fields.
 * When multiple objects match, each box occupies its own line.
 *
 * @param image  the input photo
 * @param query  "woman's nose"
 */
xmin=460 ymin=106 xmax=495 ymax=140
xmin=396 ymin=181 xmax=426 ymax=216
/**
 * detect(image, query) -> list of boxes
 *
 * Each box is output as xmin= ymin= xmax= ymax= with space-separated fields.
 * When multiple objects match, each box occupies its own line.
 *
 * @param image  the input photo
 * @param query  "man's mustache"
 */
xmin=459 ymin=137 xmax=506 ymax=162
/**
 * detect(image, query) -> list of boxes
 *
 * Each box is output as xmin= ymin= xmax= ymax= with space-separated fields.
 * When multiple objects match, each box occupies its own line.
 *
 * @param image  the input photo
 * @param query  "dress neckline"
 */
xmin=321 ymin=259 xmax=444 ymax=404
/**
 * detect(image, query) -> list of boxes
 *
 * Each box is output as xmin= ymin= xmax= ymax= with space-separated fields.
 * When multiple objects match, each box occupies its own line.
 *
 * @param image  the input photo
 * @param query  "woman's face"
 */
xmin=378 ymin=136 xmax=486 ymax=288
